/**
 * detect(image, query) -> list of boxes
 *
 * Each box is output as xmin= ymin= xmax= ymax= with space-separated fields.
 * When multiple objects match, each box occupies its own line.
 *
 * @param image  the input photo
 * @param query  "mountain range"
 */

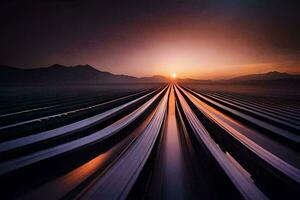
xmin=0 ymin=64 xmax=299 ymax=86
xmin=0 ymin=64 xmax=168 ymax=85
xmin=228 ymin=71 xmax=300 ymax=82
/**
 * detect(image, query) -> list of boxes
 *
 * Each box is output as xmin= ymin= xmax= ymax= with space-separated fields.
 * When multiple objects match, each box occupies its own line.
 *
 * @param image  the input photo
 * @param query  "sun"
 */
xmin=171 ymin=72 xmax=177 ymax=79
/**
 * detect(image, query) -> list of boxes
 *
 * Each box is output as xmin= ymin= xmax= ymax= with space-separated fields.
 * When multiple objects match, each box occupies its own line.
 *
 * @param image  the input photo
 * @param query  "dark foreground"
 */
xmin=0 ymin=83 xmax=299 ymax=200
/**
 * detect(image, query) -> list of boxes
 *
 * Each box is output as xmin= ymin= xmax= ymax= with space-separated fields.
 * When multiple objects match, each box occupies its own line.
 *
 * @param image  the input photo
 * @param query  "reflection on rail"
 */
xmin=0 ymin=83 xmax=299 ymax=199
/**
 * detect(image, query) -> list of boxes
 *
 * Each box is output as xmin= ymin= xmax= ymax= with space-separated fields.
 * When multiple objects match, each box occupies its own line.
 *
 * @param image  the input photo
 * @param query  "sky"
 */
xmin=0 ymin=0 xmax=299 ymax=79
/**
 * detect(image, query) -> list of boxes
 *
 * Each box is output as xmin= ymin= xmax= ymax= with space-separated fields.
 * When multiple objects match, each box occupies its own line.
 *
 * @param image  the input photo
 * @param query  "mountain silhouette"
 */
xmin=0 ymin=64 xmax=168 ymax=85
xmin=229 ymin=71 xmax=300 ymax=81
xmin=1 ymin=64 xmax=299 ymax=86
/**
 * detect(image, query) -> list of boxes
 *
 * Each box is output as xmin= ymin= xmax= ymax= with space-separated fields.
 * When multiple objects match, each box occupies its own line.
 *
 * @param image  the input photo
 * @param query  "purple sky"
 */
xmin=0 ymin=0 xmax=299 ymax=79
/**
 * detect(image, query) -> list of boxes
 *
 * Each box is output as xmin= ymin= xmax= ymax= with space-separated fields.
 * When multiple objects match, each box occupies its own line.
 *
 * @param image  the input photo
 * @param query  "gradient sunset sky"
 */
xmin=1 ymin=0 xmax=299 ymax=79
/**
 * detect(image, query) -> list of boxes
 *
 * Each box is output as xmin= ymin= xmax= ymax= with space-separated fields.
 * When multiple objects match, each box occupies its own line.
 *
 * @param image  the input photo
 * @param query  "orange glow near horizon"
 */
xmin=87 ymin=18 xmax=300 ymax=79
xmin=148 ymin=60 xmax=300 ymax=80
xmin=98 ymin=36 xmax=300 ymax=79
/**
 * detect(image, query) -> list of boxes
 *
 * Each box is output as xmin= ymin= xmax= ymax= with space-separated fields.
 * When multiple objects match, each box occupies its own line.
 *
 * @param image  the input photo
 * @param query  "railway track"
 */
xmin=0 ymin=83 xmax=299 ymax=199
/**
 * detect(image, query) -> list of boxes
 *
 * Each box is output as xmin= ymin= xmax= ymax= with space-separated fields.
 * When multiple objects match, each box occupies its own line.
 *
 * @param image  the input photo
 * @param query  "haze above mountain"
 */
xmin=0 ymin=64 xmax=299 ymax=86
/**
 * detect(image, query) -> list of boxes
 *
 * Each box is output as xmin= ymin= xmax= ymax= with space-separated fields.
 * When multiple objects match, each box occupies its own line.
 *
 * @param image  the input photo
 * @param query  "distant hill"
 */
xmin=1 ymin=64 xmax=299 ymax=86
xmin=139 ymin=75 xmax=167 ymax=83
xmin=177 ymin=78 xmax=212 ymax=84
xmin=0 ymin=64 xmax=169 ymax=85
xmin=229 ymin=71 xmax=300 ymax=82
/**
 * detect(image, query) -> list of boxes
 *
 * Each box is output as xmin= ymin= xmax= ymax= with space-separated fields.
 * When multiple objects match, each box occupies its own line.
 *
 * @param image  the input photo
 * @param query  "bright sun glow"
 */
xmin=171 ymin=72 xmax=177 ymax=79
